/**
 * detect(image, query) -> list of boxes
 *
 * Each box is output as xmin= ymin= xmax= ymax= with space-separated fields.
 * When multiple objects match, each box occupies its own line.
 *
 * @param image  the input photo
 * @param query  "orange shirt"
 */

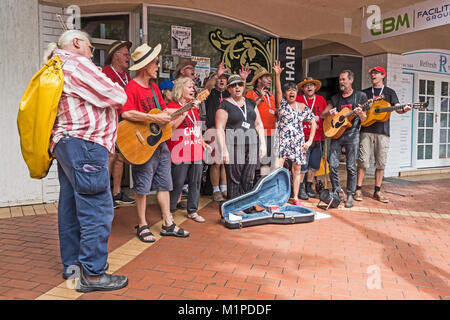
xmin=246 ymin=89 xmax=276 ymax=136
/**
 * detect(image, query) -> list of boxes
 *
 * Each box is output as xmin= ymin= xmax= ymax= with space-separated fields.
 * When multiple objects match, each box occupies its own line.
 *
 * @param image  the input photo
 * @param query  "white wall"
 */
xmin=0 ymin=0 xmax=44 ymax=207
xmin=362 ymin=53 xmax=413 ymax=177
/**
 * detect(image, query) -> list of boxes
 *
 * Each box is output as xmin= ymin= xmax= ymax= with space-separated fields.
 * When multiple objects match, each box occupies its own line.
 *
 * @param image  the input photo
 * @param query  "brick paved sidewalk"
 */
xmin=0 ymin=174 xmax=449 ymax=300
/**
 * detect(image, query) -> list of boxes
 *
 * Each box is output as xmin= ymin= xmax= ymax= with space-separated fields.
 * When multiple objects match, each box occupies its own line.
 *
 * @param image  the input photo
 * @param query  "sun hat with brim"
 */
xmin=105 ymin=40 xmax=132 ymax=65
xmin=128 ymin=43 xmax=162 ymax=71
xmin=297 ymin=77 xmax=322 ymax=92
xmin=174 ymin=59 xmax=197 ymax=79
xmin=250 ymin=67 xmax=272 ymax=86
xmin=227 ymin=74 xmax=244 ymax=88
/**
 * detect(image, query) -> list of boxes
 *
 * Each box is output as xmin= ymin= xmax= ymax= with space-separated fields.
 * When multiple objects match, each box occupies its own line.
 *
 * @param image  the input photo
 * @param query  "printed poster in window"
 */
xmin=171 ymin=25 xmax=192 ymax=57
xmin=192 ymin=56 xmax=210 ymax=88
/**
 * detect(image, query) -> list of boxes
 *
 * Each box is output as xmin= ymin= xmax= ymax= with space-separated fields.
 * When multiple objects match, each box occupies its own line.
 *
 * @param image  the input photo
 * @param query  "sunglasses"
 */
xmin=229 ymin=82 xmax=244 ymax=88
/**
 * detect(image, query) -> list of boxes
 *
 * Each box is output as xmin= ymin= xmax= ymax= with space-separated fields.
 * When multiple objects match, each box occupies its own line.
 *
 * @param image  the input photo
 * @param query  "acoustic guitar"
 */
xmin=361 ymin=101 xmax=428 ymax=127
xmin=116 ymin=89 xmax=210 ymax=165
xmin=323 ymin=96 xmax=384 ymax=139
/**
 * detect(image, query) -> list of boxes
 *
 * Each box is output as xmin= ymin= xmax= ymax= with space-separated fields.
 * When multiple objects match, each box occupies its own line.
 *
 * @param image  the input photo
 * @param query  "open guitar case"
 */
xmin=219 ymin=168 xmax=315 ymax=229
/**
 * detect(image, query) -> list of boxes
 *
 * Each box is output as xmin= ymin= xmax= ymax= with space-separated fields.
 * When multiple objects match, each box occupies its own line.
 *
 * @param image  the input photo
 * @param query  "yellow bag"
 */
xmin=315 ymin=156 xmax=329 ymax=176
xmin=17 ymin=56 xmax=64 ymax=179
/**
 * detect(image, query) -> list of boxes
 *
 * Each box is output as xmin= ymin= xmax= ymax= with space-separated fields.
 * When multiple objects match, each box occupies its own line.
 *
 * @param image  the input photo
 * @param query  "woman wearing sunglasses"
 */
xmin=273 ymin=61 xmax=317 ymax=206
xmin=215 ymin=74 xmax=266 ymax=201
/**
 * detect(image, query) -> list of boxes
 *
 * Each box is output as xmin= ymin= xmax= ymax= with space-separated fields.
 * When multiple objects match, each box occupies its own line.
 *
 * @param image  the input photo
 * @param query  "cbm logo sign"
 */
xmin=369 ymin=13 xmax=411 ymax=36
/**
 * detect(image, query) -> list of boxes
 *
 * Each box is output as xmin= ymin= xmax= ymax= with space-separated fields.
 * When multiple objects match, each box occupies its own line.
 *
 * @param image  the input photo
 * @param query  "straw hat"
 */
xmin=250 ymin=67 xmax=272 ymax=86
xmin=128 ymin=43 xmax=162 ymax=71
xmin=105 ymin=40 xmax=132 ymax=65
xmin=173 ymin=59 xmax=197 ymax=79
xmin=297 ymin=77 xmax=322 ymax=92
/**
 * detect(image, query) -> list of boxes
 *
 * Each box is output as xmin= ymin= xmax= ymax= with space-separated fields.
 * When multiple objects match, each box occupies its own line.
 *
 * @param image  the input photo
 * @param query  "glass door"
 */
xmin=416 ymin=76 xmax=450 ymax=167
xmin=438 ymin=80 xmax=450 ymax=165
xmin=416 ymin=78 xmax=435 ymax=167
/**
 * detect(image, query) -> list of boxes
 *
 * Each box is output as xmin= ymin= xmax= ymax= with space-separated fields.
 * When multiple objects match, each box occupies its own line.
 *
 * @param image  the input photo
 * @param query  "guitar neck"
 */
xmin=170 ymin=102 xmax=195 ymax=119
xmin=375 ymin=104 xmax=408 ymax=113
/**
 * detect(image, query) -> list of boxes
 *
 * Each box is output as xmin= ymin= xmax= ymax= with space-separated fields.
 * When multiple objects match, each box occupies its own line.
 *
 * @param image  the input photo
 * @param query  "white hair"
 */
xmin=43 ymin=29 xmax=90 ymax=64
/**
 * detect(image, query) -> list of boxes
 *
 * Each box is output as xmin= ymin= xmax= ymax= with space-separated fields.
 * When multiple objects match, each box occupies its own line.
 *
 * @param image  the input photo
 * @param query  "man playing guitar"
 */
xmin=355 ymin=66 xmax=411 ymax=203
xmin=121 ymin=43 xmax=191 ymax=242
xmin=321 ymin=70 xmax=368 ymax=208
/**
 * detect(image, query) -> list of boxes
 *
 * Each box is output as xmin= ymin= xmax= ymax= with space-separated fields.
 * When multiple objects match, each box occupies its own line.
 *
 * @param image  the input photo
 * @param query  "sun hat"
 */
xmin=227 ymin=74 xmax=244 ymax=88
xmin=250 ymin=67 xmax=272 ymax=86
xmin=297 ymin=77 xmax=322 ymax=92
xmin=173 ymin=59 xmax=197 ymax=79
xmin=105 ymin=40 xmax=132 ymax=65
xmin=128 ymin=43 xmax=162 ymax=71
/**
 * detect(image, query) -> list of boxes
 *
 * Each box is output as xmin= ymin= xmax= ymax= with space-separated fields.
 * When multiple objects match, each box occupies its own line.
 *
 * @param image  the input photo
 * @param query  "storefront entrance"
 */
xmin=416 ymin=75 xmax=450 ymax=167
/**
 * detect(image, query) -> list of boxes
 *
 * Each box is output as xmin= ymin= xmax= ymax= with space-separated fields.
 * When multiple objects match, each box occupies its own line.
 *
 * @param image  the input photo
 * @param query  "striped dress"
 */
xmin=50 ymin=49 xmax=127 ymax=153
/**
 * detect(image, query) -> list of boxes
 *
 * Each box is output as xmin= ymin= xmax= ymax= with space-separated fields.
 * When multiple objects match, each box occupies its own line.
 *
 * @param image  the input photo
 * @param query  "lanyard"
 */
xmin=230 ymin=97 xmax=247 ymax=121
xmin=110 ymin=65 xmax=128 ymax=87
xmin=372 ymin=85 xmax=384 ymax=98
xmin=303 ymin=94 xmax=316 ymax=114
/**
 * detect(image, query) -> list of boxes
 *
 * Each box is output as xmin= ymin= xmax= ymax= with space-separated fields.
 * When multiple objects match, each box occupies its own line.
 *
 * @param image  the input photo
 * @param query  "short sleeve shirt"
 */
xmin=361 ymin=86 xmax=399 ymax=137
xmin=330 ymin=90 xmax=368 ymax=139
xmin=246 ymin=89 xmax=276 ymax=136
xmin=122 ymin=80 xmax=167 ymax=114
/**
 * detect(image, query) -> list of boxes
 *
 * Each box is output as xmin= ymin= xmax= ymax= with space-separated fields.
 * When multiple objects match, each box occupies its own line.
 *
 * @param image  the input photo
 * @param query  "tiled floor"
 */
xmin=0 ymin=173 xmax=449 ymax=300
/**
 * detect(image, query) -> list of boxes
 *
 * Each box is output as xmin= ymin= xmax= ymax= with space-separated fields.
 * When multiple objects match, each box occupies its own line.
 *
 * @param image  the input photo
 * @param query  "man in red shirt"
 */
xmin=296 ymin=77 xmax=327 ymax=200
xmin=102 ymin=40 xmax=135 ymax=208
xmin=122 ymin=44 xmax=190 ymax=242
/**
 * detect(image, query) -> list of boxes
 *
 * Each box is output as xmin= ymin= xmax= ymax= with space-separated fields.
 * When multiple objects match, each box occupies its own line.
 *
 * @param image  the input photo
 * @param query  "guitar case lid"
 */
xmin=220 ymin=168 xmax=315 ymax=229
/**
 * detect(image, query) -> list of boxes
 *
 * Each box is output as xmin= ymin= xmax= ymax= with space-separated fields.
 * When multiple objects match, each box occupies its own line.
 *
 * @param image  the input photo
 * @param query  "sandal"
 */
xmin=160 ymin=223 xmax=190 ymax=238
xmin=293 ymin=199 xmax=303 ymax=206
xmin=135 ymin=225 xmax=156 ymax=243
xmin=187 ymin=213 xmax=205 ymax=223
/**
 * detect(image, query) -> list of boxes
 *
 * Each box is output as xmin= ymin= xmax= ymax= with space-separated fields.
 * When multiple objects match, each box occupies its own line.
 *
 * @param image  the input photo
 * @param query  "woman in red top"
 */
xmin=166 ymin=77 xmax=210 ymax=223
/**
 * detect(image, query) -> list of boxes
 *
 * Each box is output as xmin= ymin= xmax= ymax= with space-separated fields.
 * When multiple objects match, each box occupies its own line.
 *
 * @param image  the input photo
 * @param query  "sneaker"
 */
xmin=213 ymin=191 xmax=225 ymax=202
xmin=354 ymin=189 xmax=363 ymax=201
xmin=222 ymin=190 xmax=227 ymax=199
xmin=374 ymin=191 xmax=389 ymax=203
xmin=113 ymin=191 xmax=135 ymax=205
xmin=113 ymin=201 xmax=120 ymax=209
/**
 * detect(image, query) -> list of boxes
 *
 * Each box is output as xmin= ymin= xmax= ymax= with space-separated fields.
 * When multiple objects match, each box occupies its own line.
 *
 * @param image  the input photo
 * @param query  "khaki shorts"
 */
xmin=358 ymin=132 xmax=389 ymax=169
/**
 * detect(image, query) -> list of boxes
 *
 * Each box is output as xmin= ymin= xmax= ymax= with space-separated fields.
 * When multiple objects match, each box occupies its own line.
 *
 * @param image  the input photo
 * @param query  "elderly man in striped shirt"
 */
xmin=45 ymin=30 xmax=128 ymax=292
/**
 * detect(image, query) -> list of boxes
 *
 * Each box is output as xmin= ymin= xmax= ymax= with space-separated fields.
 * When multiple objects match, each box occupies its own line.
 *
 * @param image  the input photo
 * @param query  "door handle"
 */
xmin=435 ymin=112 xmax=439 ymax=123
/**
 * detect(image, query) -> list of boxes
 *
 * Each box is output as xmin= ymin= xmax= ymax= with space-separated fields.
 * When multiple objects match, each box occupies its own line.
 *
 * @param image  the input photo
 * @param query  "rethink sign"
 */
xmin=362 ymin=0 xmax=450 ymax=43
xmin=402 ymin=50 xmax=450 ymax=75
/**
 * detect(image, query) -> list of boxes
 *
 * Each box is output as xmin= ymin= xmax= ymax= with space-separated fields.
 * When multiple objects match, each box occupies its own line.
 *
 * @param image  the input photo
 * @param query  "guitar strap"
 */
xmin=150 ymin=83 xmax=163 ymax=111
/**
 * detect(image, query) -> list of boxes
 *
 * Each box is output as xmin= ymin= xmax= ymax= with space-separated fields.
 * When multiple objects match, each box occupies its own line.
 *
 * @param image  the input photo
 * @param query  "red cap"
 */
xmin=369 ymin=66 xmax=386 ymax=76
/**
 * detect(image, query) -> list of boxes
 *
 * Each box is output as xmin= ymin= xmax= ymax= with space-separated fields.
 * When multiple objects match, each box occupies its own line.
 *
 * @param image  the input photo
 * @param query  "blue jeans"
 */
xmin=329 ymin=134 xmax=359 ymax=196
xmin=53 ymin=135 xmax=113 ymax=276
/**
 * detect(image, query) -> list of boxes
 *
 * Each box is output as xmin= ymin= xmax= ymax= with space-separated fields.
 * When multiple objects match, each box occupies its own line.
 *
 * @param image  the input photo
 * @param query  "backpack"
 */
xmin=17 ymin=56 xmax=64 ymax=179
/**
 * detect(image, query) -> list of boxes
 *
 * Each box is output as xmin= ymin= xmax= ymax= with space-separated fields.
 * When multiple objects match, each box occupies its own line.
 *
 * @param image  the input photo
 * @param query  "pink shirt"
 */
xmin=50 ymin=49 xmax=127 ymax=153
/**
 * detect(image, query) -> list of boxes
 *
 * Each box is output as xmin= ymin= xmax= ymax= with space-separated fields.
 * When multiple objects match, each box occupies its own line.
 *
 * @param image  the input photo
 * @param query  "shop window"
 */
xmin=81 ymin=15 xmax=130 ymax=66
